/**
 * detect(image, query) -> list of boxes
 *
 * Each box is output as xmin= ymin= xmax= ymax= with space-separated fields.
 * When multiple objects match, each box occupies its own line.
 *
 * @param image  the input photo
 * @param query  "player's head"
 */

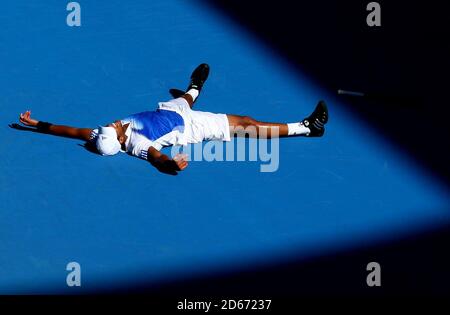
xmin=96 ymin=121 xmax=128 ymax=156
xmin=96 ymin=125 xmax=121 ymax=156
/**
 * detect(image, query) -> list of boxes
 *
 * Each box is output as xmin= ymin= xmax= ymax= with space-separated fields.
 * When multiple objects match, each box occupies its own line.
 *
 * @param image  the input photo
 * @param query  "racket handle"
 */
xmin=337 ymin=89 xmax=365 ymax=97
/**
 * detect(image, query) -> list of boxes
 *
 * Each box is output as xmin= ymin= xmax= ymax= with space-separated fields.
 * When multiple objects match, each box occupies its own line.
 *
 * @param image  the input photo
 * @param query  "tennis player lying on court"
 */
xmin=17 ymin=64 xmax=328 ymax=175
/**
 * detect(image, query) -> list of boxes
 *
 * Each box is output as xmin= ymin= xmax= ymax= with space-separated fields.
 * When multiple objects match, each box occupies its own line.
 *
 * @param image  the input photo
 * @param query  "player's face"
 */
xmin=107 ymin=120 xmax=128 ymax=146
xmin=107 ymin=121 xmax=123 ymax=139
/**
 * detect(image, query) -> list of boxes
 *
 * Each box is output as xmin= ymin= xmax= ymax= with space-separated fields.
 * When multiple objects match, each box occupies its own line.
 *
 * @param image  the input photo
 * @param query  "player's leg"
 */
xmin=181 ymin=93 xmax=194 ymax=107
xmin=177 ymin=63 xmax=210 ymax=109
xmin=158 ymin=63 xmax=208 ymax=116
xmin=227 ymin=100 xmax=329 ymax=138
xmin=227 ymin=115 xmax=289 ymax=138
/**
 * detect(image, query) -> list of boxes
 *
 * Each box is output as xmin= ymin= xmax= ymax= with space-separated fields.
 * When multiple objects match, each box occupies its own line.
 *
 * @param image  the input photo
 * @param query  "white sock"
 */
xmin=186 ymin=88 xmax=199 ymax=102
xmin=287 ymin=122 xmax=310 ymax=136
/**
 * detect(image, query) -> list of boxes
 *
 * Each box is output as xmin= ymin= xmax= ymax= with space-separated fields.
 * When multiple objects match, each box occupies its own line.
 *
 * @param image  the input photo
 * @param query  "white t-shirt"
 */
xmin=90 ymin=109 xmax=185 ymax=160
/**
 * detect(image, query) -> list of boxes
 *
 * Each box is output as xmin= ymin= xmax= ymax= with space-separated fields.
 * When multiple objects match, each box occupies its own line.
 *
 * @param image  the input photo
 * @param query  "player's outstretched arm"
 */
xmin=146 ymin=146 xmax=188 ymax=175
xmin=19 ymin=110 xmax=93 ymax=141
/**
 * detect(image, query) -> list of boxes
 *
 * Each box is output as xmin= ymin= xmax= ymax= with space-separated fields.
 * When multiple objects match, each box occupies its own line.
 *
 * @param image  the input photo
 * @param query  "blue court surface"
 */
xmin=0 ymin=1 xmax=449 ymax=294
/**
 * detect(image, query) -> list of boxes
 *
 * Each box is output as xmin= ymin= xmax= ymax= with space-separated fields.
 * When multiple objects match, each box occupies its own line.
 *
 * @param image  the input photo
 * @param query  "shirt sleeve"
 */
xmin=89 ymin=128 xmax=99 ymax=142
xmin=131 ymin=138 xmax=163 ymax=160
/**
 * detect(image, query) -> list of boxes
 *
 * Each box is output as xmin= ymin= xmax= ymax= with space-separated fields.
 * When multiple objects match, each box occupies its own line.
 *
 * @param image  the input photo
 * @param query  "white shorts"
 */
xmin=157 ymin=98 xmax=231 ymax=144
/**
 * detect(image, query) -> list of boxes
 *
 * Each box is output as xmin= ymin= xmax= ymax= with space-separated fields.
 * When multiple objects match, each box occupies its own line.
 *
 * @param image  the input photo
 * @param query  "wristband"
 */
xmin=36 ymin=121 xmax=52 ymax=132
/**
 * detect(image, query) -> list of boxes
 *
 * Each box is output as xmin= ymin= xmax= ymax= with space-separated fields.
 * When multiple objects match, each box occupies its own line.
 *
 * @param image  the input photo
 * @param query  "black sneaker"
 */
xmin=302 ymin=100 xmax=329 ymax=137
xmin=187 ymin=63 xmax=210 ymax=92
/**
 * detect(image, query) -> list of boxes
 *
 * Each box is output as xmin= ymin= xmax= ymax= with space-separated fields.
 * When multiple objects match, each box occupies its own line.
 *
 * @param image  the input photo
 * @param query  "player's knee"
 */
xmin=181 ymin=94 xmax=194 ymax=107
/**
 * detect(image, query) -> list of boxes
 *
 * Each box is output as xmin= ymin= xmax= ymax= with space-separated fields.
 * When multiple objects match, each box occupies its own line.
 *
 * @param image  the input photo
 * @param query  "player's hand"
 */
xmin=172 ymin=153 xmax=189 ymax=171
xmin=19 ymin=110 xmax=39 ymax=127
xmin=150 ymin=151 xmax=188 ymax=175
